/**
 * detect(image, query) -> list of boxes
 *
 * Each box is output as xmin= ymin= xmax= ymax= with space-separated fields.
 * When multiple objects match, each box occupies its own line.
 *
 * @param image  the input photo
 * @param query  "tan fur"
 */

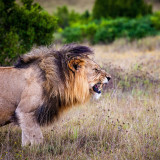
xmin=0 ymin=44 xmax=111 ymax=146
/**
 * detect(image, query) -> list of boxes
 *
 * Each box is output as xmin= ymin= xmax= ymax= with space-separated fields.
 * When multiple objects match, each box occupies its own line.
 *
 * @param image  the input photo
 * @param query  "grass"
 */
xmin=34 ymin=0 xmax=95 ymax=13
xmin=16 ymin=0 xmax=160 ymax=15
xmin=0 ymin=37 xmax=160 ymax=159
xmin=20 ymin=0 xmax=160 ymax=14
xmin=1 ymin=91 xmax=160 ymax=159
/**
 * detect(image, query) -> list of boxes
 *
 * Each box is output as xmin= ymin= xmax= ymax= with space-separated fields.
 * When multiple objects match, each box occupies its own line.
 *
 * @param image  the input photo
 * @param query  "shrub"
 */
xmin=62 ymin=27 xmax=82 ymax=43
xmin=0 ymin=0 xmax=57 ymax=65
xmin=92 ymin=0 xmax=152 ymax=19
xmin=84 ymin=23 xmax=98 ymax=42
xmin=0 ymin=30 xmax=24 ymax=65
xmin=94 ymin=26 xmax=117 ymax=43
xmin=61 ymin=16 xmax=158 ymax=44
xmin=81 ymin=10 xmax=90 ymax=20
xmin=54 ymin=6 xmax=91 ymax=29
xmin=54 ymin=6 xmax=83 ymax=29
xmin=122 ymin=17 xmax=157 ymax=39
xmin=54 ymin=6 xmax=70 ymax=29
xmin=150 ymin=11 xmax=160 ymax=30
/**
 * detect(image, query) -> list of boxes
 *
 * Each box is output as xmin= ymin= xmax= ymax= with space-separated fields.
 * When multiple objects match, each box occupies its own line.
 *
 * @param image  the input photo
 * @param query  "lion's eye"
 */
xmin=94 ymin=68 xmax=99 ymax=72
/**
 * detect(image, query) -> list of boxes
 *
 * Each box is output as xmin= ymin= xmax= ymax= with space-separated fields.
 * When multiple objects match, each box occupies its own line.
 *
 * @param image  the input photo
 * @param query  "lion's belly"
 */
xmin=0 ymin=96 xmax=17 ymax=125
xmin=0 ymin=67 xmax=26 ymax=125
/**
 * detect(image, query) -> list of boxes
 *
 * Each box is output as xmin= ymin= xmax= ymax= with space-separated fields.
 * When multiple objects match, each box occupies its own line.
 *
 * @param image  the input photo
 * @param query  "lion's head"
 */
xmin=15 ymin=44 xmax=111 ymax=125
xmin=85 ymin=58 xmax=111 ymax=99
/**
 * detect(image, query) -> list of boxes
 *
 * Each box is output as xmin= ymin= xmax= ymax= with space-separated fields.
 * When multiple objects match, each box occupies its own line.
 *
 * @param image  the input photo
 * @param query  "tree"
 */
xmin=92 ymin=0 xmax=152 ymax=19
xmin=0 ymin=0 xmax=57 ymax=65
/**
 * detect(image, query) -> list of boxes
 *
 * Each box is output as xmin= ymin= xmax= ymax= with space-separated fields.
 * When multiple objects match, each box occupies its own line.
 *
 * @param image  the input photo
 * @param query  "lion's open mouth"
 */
xmin=93 ymin=83 xmax=102 ymax=94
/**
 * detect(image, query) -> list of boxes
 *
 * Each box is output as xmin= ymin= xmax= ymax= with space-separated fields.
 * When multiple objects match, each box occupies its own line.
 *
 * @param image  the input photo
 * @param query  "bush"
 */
xmin=92 ymin=0 xmax=152 ymax=19
xmin=62 ymin=27 xmax=82 ymax=43
xmin=61 ymin=16 xmax=158 ymax=44
xmin=150 ymin=11 xmax=160 ymax=30
xmin=0 ymin=30 xmax=24 ymax=65
xmin=122 ymin=17 xmax=157 ymax=39
xmin=54 ymin=6 xmax=70 ymax=29
xmin=93 ymin=18 xmax=127 ymax=43
xmin=83 ymin=23 xmax=98 ymax=42
xmin=94 ymin=26 xmax=118 ymax=43
xmin=0 ymin=0 xmax=57 ymax=65
xmin=54 ymin=6 xmax=91 ymax=29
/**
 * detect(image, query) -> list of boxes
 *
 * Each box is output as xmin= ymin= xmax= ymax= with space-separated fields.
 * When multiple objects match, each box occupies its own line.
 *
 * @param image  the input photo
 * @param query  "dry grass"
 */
xmin=34 ymin=0 xmax=95 ymax=13
xmin=0 ymin=92 xmax=160 ymax=160
xmin=0 ymin=37 xmax=160 ymax=160
xmin=32 ymin=0 xmax=160 ymax=13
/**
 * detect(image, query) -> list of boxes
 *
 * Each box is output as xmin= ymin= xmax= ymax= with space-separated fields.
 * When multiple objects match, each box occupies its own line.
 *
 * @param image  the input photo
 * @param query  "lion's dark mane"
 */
xmin=14 ymin=44 xmax=93 ymax=126
xmin=15 ymin=44 xmax=93 ymax=68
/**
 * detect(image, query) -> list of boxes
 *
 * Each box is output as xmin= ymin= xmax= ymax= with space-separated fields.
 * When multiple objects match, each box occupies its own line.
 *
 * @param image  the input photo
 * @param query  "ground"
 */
xmin=0 ymin=37 xmax=160 ymax=160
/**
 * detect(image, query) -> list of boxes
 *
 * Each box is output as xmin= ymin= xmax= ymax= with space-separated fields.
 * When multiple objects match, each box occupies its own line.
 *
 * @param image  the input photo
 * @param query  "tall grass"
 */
xmin=0 ymin=39 xmax=160 ymax=160
xmin=1 ymin=89 xmax=160 ymax=159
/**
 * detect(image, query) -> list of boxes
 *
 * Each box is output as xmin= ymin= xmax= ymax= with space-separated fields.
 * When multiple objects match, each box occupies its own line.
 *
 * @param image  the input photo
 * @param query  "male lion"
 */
xmin=0 ymin=44 xmax=111 ymax=146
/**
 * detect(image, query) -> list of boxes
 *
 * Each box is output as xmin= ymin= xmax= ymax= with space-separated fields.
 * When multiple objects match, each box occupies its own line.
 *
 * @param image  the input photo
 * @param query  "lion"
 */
xmin=0 ymin=44 xmax=111 ymax=146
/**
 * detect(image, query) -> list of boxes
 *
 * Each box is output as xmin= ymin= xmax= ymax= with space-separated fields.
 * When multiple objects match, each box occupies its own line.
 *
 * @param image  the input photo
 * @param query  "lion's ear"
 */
xmin=68 ymin=58 xmax=85 ymax=72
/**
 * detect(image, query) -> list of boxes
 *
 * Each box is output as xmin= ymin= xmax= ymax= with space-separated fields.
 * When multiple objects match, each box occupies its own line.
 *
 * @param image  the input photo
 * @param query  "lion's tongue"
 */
xmin=93 ymin=84 xmax=101 ymax=94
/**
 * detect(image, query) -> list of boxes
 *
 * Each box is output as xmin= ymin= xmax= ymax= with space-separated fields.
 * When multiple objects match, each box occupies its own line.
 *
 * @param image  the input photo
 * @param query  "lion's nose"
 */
xmin=103 ymin=76 xmax=111 ymax=84
xmin=106 ymin=76 xmax=111 ymax=82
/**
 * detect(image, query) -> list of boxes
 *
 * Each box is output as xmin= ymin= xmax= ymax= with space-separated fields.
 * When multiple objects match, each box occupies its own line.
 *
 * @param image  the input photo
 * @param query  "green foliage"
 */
xmin=62 ymin=27 xmax=82 ymax=43
xmin=62 ymin=16 xmax=158 ymax=44
xmin=0 ymin=0 xmax=57 ymax=65
xmin=119 ymin=17 xmax=157 ymax=39
xmin=94 ymin=27 xmax=116 ymax=43
xmin=0 ymin=30 xmax=24 ymax=65
xmin=92 ymin=0 xmax=152 ymax=19
xmin=81 ymin=10 xmax=90 ymax=20
xmin=83 ymin=23 xmax=98 ymax=42
xmin=54 ymin=5 xmax=90 ymax=29
xmin=150 ymin=11 xmax=160 ymax=30
xmin=54 ymin=6 xmax=70 ymax=29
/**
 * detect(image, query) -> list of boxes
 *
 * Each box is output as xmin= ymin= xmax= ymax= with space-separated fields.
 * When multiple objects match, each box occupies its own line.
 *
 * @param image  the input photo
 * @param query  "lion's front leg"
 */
xmin=16 ymin=109 xmax=43 ymax=146
xmin=15 ymin=83 xmax=44 ymax=146
xmin=22 ymin=130 xmax=30 ymax=146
